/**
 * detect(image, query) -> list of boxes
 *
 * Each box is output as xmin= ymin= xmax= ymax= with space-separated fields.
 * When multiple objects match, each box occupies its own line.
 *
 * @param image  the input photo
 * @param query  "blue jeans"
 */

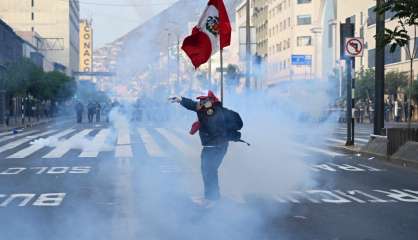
xmin=201 ymin=143 xmax=228 ymax=200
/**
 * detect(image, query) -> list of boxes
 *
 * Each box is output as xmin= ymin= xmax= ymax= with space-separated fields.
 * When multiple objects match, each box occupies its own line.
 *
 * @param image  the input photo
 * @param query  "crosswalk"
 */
xmin=0 ymin=126 xmax=366 ymax=160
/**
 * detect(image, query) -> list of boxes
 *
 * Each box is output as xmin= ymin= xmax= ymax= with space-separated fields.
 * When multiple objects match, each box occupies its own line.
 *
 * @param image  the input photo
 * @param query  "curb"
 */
xmin=338 ymin=144 xmax=418 ymax=170
xmin=0 ymin=117 xmax=70 ymax=133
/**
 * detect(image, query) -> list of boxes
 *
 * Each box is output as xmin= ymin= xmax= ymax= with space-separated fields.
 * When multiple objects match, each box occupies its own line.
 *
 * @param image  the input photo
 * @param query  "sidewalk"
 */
xmin=0 ymin=116 xmax=71 ymax=133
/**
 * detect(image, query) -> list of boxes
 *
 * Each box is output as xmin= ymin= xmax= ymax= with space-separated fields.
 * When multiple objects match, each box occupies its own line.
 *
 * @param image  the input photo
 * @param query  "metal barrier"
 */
xmin=386 ymin=128 xmax=418 ymax=155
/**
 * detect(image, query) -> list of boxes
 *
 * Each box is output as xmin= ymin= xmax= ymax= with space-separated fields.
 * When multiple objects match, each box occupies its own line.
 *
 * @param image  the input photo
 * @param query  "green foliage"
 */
xmin=4 ymin=58 xmax=41 ymax=96
xmin=385 ymin=70 xmax=408 ymax=96
xmin=355 ymin=69 xmax=376 ymax=101
xmin=412 ymin=77 xmax=418 ymax=103
xmin=376 ymin=0 xmax=418 ymax=53
xmin=4 ymin=58 xmax=76 ymax=102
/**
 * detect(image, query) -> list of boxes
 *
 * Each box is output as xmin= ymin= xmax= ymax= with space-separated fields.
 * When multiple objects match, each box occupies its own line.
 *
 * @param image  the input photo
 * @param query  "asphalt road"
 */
xmin=0 ymin=121 xmax=417 ymax=240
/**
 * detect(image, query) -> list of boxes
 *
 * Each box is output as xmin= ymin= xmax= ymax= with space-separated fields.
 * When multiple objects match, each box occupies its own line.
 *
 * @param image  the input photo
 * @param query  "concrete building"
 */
xmin=252 ymin=0 xmax=269 ymax=59
xmin=0 ymin=0 xmax=80 ymax=76
xmin=0 ymin=19 xmax=22 ymax=69
xmin=325 ymin=0 xmax=418 ymax=75
xmin=266 ymin=0 xmax=326 ymax=85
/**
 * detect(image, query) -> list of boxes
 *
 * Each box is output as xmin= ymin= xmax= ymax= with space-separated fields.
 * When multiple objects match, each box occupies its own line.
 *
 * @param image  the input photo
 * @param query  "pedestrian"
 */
xmin=95 ymin=102 xmax=101 ymax=122
xmin=394 ymin=100 xmax=401 ymax=122
xmin=87 ymin=102 xmax=95 ymax=123
xmin=169 ymin=90 xmax=245 ymax=206
xmin=75 ymin=101 xmax=84 ymax=123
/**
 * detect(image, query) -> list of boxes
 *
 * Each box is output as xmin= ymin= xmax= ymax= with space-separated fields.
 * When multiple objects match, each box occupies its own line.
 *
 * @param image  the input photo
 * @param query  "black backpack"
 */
xmin=222 ymin=108 xmax=249 ymax=145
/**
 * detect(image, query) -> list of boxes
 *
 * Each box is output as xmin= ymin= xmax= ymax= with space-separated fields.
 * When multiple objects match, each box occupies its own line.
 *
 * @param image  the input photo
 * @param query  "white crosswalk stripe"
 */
xmin=0 ymin=131 xmax=12 ymax=137
xmin=0 ymin=129 xmax=57 ymax=154
xmin=43 ymin=129 xmax=94 ymax=159
xmin=138 ymin=128 xmax=166 ymax=157
xmin=117 ymin=129 xmax=131 ymax=145
xmin=156 ymin=128 xmax=196 ymax=156
xmin=7 ymin=128 xmax=76 ymax=159
xmin=0 ymin=129 xmax=39 ymax=144
xmin=115 ymin=128 xmax=133 ymax=158
xmin=291 ymin=143 xmax=346 ymax=157
xmin=79 ymin=129 xmax=111 ymax=158
xmin=115 ymin=145 xmax=133 ymax=158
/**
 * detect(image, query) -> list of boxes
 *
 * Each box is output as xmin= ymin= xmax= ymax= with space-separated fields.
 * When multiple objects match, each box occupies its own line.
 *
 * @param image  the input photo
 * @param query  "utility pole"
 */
xmin=340 ymin=19 xmax=355 ymax=146
xmin=245 ymin=0 xmax=251 ymax=89
xmin=374 ymin=0 xmax=385 ymax=135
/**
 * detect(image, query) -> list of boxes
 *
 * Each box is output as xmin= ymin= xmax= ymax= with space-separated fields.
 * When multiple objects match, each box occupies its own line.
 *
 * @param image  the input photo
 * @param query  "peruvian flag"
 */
xmin=181 ymin=0 xmax=231 ymax=69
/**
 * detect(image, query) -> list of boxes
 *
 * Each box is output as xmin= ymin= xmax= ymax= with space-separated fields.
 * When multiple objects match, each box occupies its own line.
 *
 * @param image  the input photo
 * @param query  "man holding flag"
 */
xmin=170 ymin=0 xmax=233 ymax=206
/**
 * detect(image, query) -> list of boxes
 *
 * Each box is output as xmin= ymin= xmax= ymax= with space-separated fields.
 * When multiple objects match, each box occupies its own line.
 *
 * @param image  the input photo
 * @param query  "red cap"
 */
xmin=196 ymin=90 xmax=220 ymax=103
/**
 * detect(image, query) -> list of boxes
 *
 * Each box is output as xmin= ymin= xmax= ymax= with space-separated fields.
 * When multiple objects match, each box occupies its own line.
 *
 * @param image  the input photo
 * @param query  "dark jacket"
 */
xmin=180 ymin=97 xmax=228 ymax=146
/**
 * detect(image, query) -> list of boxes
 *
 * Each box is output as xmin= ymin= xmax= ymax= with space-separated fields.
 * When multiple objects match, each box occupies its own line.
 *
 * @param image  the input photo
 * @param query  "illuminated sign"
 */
xmin=79 ymin=20 xmax=93 ymax=72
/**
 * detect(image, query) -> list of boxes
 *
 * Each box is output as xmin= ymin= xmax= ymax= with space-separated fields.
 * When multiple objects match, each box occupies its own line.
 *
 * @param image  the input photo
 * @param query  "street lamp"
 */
xmin=310 ymin=26 xmax=323 ymax=80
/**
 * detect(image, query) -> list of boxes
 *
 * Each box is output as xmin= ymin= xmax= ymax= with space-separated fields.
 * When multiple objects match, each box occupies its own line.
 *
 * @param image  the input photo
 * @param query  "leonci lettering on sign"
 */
xmin=79 ymin=20 xmax=93 ymax=72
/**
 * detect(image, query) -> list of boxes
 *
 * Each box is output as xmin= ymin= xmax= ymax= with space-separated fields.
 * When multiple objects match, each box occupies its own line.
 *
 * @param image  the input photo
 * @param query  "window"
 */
xmin=297 ymin=0 xmax=311 ymax=4
xmin=297 ymin=36 xmax=312 ymax=47
xmin=368 ymin=46 xmax=402 ymax=68
xmin=31 ymin=0 xmax=34 ymax=7
xmin=385 ymin=45 xmax=401 ymax=64
xmin=297 ymin=15 xmax=311 ymax=25
xmin=31 ymin=12 xmax=34 ymax=20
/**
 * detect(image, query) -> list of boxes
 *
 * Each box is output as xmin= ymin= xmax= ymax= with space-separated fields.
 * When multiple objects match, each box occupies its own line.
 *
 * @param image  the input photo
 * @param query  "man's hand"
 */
xmin=168 ymin=96 xmax=182 ymax=103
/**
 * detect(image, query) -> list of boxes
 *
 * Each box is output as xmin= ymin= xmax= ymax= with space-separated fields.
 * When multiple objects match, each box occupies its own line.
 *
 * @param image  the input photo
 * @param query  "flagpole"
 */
xmin=220 ymin=48 xmax=224 ymax=104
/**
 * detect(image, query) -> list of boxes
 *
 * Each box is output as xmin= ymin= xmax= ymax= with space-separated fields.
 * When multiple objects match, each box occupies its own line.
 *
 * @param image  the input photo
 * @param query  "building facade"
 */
xmin=0 ymin=0 xmax=80 ymax=76
xmin=266 ymin=0 xmax=326 ymax=85
xmin=331 ymin=0 xmax=418 ymax=75
xmin=252 ymin=0 xmax=268 ymax=59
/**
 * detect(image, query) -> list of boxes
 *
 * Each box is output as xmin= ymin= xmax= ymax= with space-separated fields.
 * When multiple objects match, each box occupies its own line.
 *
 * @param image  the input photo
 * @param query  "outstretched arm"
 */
xmin=169 ymin=96 xmax=199 ymax=112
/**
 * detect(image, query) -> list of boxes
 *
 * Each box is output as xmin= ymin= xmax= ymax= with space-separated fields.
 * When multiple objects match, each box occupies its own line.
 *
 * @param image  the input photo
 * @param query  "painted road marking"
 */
xmin=0 ymin=131 xmax=12 ymax=137
xmin=138 ymin=128 xmax=166 ymax=157
xmin=115 ymin=145 xmax=133 ymax=158
xmin=79 ymin=129 xmax=111 ymax=158
xmin=43 ymin=129 xmax=93 ymax=159
xmin=0 ymin=166 xmax=91 ymax=176
xmin=0 ymin=129 xmax=57 ymax=154
xmin=117 ymin=129 xmax=131 ymax=145
xmin=0 ymin=193 xmax=66 ymax=207
xmin=270 ymin=189 xmax=418 ymax=204
xmin=7 ymin=128 xmax=75 ymax=159
xmin=156 ymin=128 xmax=196 ymax=156
xmin=298 ymin=144 xmax=346 ymax=157
xmin=0 ymin=129 xmax=39 ymax=144
xmin=311 ymin=163 xmax=385 ymax=172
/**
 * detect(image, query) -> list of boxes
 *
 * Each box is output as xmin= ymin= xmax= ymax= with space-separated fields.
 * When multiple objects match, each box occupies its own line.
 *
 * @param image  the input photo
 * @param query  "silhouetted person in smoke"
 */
xmin=87 ymin=102 xmax=95 ymax=123
xmin=95 ymin=102 xmax=101 ymax=122
xmin=170 ymin=91 xmax=245 ymax=205
xmin=75 ymin=101 xmax=84 ymax=123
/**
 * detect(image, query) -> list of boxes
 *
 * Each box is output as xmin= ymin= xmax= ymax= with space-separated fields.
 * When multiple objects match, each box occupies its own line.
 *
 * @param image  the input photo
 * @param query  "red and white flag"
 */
xmin=181 ymin=0 xmax=231 ymax=69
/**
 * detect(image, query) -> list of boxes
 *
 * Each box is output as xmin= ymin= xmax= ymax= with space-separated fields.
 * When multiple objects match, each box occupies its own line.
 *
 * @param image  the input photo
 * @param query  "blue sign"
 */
xmin=291 ymin=55 xmax=312 ymax=66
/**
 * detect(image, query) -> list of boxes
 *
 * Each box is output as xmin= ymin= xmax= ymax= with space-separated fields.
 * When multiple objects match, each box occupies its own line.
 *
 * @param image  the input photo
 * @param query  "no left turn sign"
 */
xmin=345 ymin=38 xmax=364 ymax=57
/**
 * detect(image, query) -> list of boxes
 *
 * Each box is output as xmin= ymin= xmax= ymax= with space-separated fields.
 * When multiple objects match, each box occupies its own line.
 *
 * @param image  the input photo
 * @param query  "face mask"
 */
xmin=200 ymin=99 xmax=213 ymax=109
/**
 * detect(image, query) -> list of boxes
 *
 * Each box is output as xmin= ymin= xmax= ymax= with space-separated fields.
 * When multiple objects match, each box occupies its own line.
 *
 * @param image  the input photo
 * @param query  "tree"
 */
xmin=412 ymin=79 xmax=418 ymax=104
xmin=377 ymin=0 xmax=418 ymax=126
xmin=355 ymin=69 xmax=376 ymax=102
xmin=4 ymin=58 xmax=42 ymax=97
xmin=385 ymin=70 xmax=408 ymax=98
